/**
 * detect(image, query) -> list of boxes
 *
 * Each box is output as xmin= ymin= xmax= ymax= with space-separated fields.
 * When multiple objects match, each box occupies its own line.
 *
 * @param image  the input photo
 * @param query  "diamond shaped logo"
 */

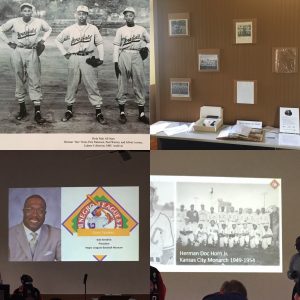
xmin=63 ymin=187 xmax=138 ymax=237
xmin=270 ymin=179 xmax=280 ymax=189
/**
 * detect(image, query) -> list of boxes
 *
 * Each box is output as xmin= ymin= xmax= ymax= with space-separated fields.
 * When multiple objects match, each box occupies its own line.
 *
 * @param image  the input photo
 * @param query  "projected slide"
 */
xmin=9 ymin=186 xmax=139 ymax=262
xmin=150 ymin=176 xmax=282 ymax=272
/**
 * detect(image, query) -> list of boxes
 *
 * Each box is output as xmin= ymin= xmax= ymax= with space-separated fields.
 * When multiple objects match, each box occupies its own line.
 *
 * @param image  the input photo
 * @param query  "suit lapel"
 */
xmin=16 ymin=224 xmax=32 ymax=259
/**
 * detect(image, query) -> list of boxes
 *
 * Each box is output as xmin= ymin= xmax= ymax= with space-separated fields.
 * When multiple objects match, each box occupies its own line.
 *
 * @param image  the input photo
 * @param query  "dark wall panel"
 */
xmin=155 ymin=0 xmax=300 ymax=127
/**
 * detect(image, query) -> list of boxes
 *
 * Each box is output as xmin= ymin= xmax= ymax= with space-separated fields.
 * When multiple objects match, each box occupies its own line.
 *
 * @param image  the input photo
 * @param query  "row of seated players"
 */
xmin=177 ymin=220 xmax=273 ymax=249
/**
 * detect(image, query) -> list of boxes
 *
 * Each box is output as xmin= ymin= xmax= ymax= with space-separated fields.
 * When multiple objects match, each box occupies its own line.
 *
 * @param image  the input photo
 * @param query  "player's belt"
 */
xmin=17 ymin=45 xmax=36 ymax=49
xmin=123 ymin=49 xmax=139 ymax=53
xmin=73 ymin=50 xmax=94 ymax=56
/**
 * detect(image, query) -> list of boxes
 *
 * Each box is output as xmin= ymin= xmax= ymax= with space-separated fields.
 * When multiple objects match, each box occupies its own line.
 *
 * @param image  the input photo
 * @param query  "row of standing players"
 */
xmin=0 ymin=3 xmax=150 ymax=125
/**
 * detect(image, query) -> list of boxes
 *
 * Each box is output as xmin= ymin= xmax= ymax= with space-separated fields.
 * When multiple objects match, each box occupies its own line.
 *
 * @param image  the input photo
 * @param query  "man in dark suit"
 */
xmin=9 ymin=194 xmax=61 ymax=261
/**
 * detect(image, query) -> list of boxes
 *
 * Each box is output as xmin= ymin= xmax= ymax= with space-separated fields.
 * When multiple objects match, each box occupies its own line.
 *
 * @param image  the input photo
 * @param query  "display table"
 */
xmin=151 ymin=121 xmax=300 ymax=150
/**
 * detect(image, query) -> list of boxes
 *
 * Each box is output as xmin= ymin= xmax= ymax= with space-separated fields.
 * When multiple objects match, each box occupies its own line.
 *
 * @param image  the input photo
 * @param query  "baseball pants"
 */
xmin=116 ymin=50 xmax=146 ymax=106
xmin=65 ymin=54 xmax=102 ymax=106
xmin=10 ymin=48 xmax=42 ymax=105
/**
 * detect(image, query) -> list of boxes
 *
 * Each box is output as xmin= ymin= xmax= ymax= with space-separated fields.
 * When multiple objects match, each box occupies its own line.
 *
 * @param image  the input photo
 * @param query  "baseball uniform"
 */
xmin=261 ymin=226 xmax=273 ymax=249
xmin=56 ymin=23 xmax=104 ymax=107
xmin=113 ymin=24 xmax=150 ymax=106
xmin=194 ymin=225 xmax=207 ymax=246
xmin=179 ymin=223 xmax=194 ymax=246
xmin=0 ymin=17 xmax=51 ymax=105
xmin=207 ymin=223 xmax=219 ymax=245
xmin=239 ymin=225 xmax=250 ymax=247
xmin=228 ymin=225 xmax=239 ymax=248
xmin=219 ymin=225 xmax=229 ymax=248
xmin=150 ymin=211 xmax=174 ymax=263
xmin=249 ymin=226 xmax=261 ymax=249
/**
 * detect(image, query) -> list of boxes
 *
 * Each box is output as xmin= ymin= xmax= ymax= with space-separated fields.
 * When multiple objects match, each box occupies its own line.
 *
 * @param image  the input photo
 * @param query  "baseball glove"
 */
xmin=36 ymin=41 xmax=45 ymax=56
xmin=139 ymin=47 xmax=149 ymax=60
xmin=86 ymin=56 xmax=103 ymax=68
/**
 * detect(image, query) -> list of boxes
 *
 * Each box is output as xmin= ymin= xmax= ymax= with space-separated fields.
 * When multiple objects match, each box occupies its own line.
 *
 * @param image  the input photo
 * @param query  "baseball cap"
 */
xmin=20 ymin=2 xmax=34 ymax=10
xmin=123 ymin=7 xmax=136 ymax=15
xmin=77 ymin=5 xmax=89 ymax=13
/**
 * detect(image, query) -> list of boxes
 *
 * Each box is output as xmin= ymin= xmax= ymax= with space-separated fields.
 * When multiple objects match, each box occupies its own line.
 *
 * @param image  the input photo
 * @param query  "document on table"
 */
xmin=217 ymin=124 xmax=251 ymax=139
xmin=163 ymin=124 xmax=190 ymax=136
xmin=150 ymin=122 xmax=172 ymax=134
xmin=278 ymin=133 xmax=300 ymax=147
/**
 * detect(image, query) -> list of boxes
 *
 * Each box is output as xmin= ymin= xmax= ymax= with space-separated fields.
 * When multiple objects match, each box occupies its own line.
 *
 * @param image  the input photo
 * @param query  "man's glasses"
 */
xmin=23 ymin=208 xmax=46 ymax=215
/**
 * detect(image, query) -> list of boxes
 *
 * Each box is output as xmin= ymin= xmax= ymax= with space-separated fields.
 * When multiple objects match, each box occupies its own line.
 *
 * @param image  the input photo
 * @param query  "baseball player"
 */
xmin=113 ymin=7 xmax=150 ymax=124
xmin=176 ymin=204 xmax=186 ymax=237
xmin=249 ymin=224 xmax=261 ymax=249
xmin=0 ymin=2 xmax=52 ymax=124
xmin=186 ymin=204 xmax=199 ymax=223
xmin=194 ymin=223 xmax=207 ymax=246
xmin=208 ymin=207 xmax=218 ymax=223
xmin=219 ymin=223 xmax=229 ymax=248
xmin=259 ymin=207 xmax=271 ymax=227
xmin=218 ymin=206 xmax=227 ymax=224
xmin=261 ymin=224 xmax=273 ymax=250
xmin=207 ymin=220 xmax=219 ymax=246
xmin=150 ymin=186 xmax=174 ymax=264
xmin=178 ymin=218 xmax=194 ymax=247
xmin=55 ymin=5 xmax=107 ymax=124
xmin=199 ymin=204 xmax=208 ymax=224
xmin=239 ymin=223 xmax=250 ymax=248
xmin=228 ymin=223 xmax=239 ymax=248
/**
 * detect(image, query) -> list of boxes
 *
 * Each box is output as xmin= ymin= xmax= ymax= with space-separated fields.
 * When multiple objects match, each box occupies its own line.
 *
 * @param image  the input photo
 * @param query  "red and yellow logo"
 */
xmin=63 ymin=187 xmax=138 ymax=237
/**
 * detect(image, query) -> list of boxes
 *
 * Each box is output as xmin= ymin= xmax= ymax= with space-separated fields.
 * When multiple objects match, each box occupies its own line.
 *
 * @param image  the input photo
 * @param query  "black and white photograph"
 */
xmin=150 ymin=181 xmax=175 ymax=267
xmin=234 ymin=19 xmax=256 ymax=44
xmin=169 ymin=18 xmax=188 ymax=36
xmin=0 ymin=0 xmax=150 ymax=134
xmin=170 ymin=79 xmax=191 ymax=100
xmin=150 ymin=175 xmax=282 ymax=273
xmin=198 ymin=51 xmax=219 ymax=72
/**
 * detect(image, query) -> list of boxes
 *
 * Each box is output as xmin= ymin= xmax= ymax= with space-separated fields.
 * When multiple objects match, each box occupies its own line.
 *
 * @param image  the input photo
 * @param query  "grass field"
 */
xmin=0 ymin=34 xmax=149 ymax=133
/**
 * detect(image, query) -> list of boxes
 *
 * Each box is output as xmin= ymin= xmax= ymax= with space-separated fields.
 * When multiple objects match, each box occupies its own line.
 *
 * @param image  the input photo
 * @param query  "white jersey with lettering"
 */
xmin=56 ymin=23 xmax=103 ymax=55
xmin=150 ymin=211 xmax=174 ymax=263
xmin=113 ymin=24 xmax=150 ymax=51
xmin=0 ymin=17 xmax=51 ymax=47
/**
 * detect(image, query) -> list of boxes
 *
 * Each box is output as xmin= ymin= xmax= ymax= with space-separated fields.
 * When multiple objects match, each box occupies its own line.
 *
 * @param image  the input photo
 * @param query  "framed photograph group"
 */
xmin=198 ymin=49 xmax=220 ymax=72
xmin=168 ymin=13 xmax=190 ymax=37
xmin=170 ymin=78 xmax=192 ymax=101
xmin=233 ymin=19 xmax=257 ymax=44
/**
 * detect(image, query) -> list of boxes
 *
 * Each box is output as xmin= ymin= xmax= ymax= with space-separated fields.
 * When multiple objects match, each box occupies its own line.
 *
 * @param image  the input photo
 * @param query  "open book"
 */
xmin=217 ymin=124 xmax=264 ymax=142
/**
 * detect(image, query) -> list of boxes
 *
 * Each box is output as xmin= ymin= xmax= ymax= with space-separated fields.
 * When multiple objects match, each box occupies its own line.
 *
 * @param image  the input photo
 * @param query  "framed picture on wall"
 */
xmin=168 ymin=13 xmax=190 ymax=37
xmin=170 ymin=78 xmax=192 ymax=100
xmin=234 ymin=80 xmax=257 ymax=104
xmin=198 ymin=49 xmax=220 ymax=72
xmin=272 ymin=47 xmax=298 ymax=73
xmin=233 ymin=19 xmax=257 ymax=44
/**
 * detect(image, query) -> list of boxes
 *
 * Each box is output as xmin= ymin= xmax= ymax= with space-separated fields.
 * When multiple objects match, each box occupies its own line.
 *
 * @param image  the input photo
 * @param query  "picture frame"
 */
xmin=234 ymin=80 xmax=257 ymax=104
xmin=272 ymin=47 xmax=298 ymax=73
xmin=168 ymin=13 xmax=190 ymax=37
xmin=233 ymin=19 xmax=257 ymax=44
xmin=198 ymin=49 xmax=220 ymax=72
xmin=170 ymin=78 xmax=192 ymax=101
